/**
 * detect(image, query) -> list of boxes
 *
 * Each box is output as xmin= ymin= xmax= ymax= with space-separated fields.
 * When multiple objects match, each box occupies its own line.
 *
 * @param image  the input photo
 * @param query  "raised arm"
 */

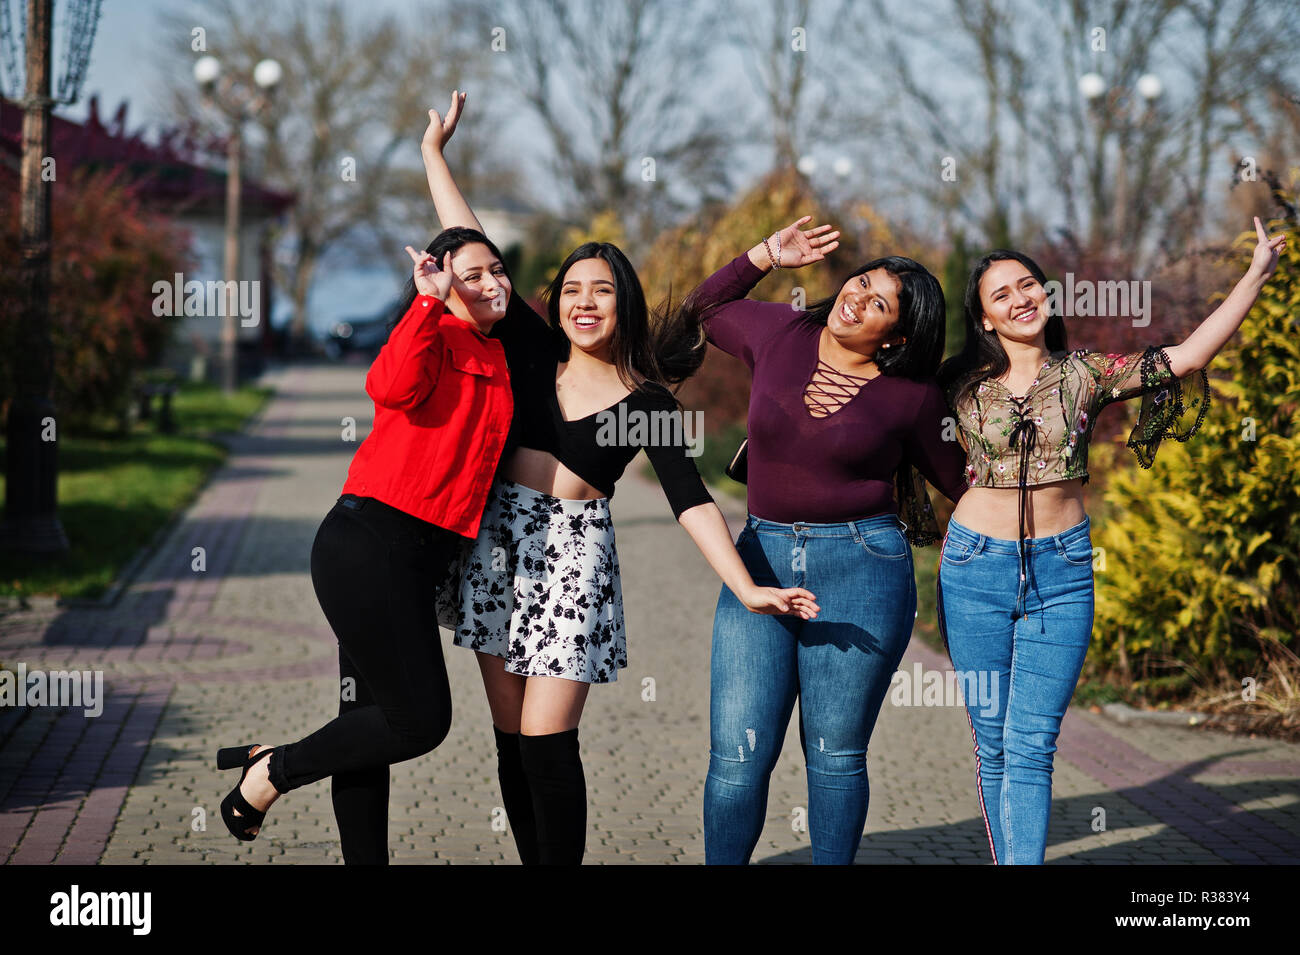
xmin=700 ymin=216 xmax=841 ymax=310
xmin=746 ymin=215 xmax=841 ymax=274
xmin=366 ymin=247 xmax=455 ymax=410
xmin=420 ymin=90 xmax=485 ymax=234
xmin=692 ymin=216 xmax=840 ymax=365
xmin=1164 ymin=217 xmax=1286 ymax=377
xmin=419 ymin=94 xmax=557 ymax=358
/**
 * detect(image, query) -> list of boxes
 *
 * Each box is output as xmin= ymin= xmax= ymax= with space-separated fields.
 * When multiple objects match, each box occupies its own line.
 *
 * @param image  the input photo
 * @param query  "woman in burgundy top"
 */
xmin=214 ymin=231 xmax=516 ymax=864
xmin=683 ymin=217 xmax=968 ymax=864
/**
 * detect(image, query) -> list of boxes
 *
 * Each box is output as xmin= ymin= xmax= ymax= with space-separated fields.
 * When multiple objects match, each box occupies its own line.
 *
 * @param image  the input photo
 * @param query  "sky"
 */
xmin=26 ymin=0 xmax=764 ymax=333
xmin=34 ymin=0 xmax=503 ymax=332
xmin=13 ymin=1 xmax=1285 ymax=332
xmin=43 ymin=0 xmax=173 ymax=125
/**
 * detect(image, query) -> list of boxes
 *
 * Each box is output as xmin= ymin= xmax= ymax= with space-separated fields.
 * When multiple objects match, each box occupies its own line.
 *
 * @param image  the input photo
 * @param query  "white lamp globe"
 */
xmin=253 ymin=58 xmax=283 ymax=90
xmin=1136 ymin=73 xmax=1162 ymax=101
xmin=194 ymin=56 xmax=221 ymax=86
xmin=1078 ymin=72 xmax=1106 ymax=100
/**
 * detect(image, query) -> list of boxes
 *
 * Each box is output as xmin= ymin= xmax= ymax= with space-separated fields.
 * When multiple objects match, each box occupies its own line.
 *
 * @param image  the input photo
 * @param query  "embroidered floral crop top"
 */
xmin=951 ymin=346 xmax=1210 ymax=490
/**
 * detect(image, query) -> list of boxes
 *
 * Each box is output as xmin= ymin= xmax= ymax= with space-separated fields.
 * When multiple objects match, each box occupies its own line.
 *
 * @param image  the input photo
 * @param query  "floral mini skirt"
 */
xmin=436 ymin=477 xmax=627 ymax=684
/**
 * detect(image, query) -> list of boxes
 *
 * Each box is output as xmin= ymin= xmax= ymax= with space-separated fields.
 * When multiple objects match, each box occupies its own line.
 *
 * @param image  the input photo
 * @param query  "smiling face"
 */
xmin=978 ymin=259 xmax=1049 ymax=346
xmin=557 ymin=257 xmax=617 ymax=357
xmin=827 ymin=267 xmax=904 ymax=352
xmin=443 ymin=242 xmax=511 ymax=330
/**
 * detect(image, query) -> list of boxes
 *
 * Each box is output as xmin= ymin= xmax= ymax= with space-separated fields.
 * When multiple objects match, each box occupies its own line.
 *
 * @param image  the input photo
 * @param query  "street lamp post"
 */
xmin=193 ymin=54 xmax=281 ymax=394
xmin=1079 ymin=72 xmax=1162 ymax=252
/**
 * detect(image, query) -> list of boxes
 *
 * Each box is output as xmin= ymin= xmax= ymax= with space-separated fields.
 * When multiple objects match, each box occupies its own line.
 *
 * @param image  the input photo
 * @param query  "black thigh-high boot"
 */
xmin=493 ymin=726 xmax=539 ymax=865
xmin=518 ymin=728 xmax=586 ymax=865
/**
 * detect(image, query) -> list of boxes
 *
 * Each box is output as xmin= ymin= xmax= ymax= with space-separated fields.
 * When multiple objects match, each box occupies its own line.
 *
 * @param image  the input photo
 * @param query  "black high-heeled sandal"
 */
xmin=217 ymin=745 xmax=276 ymax=841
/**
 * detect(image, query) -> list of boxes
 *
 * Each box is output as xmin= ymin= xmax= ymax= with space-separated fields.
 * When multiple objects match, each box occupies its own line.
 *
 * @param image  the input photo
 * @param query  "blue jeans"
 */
xmin=937 ymin=515 xmax=1095 ymax=865
xmin=704 ymin=513 xmax=916 ymax=864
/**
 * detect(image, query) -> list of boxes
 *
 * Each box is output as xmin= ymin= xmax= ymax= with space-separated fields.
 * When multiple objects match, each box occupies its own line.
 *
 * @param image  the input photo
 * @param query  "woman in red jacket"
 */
xmin=214 ymin=229 xmax=515 ymax=864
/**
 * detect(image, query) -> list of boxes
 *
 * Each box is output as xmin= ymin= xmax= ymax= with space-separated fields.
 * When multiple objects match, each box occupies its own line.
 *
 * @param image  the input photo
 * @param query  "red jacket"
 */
xmin=341 ymin=295 xmax=512 ymax=537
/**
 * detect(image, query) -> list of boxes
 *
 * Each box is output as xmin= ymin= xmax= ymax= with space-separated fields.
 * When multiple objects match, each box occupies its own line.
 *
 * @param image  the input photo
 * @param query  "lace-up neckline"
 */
xmin=803 ymin=358 xmax=875 ymax=417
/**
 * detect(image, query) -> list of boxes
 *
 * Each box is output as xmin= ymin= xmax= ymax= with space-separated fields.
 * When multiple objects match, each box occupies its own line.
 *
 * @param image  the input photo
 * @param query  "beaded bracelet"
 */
xmin=762 ymin=232 xmax=782 ymax=270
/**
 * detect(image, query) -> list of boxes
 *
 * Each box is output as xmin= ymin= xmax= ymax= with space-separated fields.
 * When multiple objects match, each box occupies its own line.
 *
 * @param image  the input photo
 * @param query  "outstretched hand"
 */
xmin=405 ymin=246 xmax=453 ymax=301
xmin=740 ymin=585 xmax=820 ymax=620
xmin=421 ymin=89 xmax=467 ymax=156
xmin=1251 ymin=216 xmax=1286 ymax=279
xmin=769 ymin=215 xmax=841 ymax=268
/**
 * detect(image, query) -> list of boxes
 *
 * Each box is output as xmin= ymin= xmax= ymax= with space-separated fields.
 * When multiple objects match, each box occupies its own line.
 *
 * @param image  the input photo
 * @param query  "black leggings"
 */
xmin=267 ymin=494 xmax=461 ymax=864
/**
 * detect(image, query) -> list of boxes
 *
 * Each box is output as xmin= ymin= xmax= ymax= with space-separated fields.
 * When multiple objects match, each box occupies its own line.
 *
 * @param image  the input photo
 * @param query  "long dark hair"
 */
xmin=666 ymin=255 xmax=947 ymax=381
xmin=542 ymin=241 xmax=707 ymax=396
xmin=937 ymin=249 xmax=1069 ymax=407
xmin=799 ymin=256 xmax=947 ymax=380
xmin=385 ymin=227 xmax=510 ymax=333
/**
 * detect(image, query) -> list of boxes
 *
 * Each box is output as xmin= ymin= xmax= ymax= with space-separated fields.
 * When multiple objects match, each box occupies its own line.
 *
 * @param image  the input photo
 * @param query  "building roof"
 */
xmin=0 ymin=94 xmax=295 ymax=219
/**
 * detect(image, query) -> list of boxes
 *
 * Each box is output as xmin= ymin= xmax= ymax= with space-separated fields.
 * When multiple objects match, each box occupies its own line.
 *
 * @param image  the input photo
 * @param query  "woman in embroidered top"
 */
xmin=935 ymin=218 xmax=1287 ymax=865
xmin=677 ymin=218 xmax=969 ymax=864
xmin=420 ymin=92 xmax=818 ymax=866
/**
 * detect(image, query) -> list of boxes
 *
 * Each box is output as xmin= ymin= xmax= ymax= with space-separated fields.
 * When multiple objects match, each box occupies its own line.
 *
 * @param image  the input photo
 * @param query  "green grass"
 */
xmin=911 ymin=547 xmax=944 ymax=652
xmin=1071 ymin=679 xmax=1127 ymax=706
xmin=0 ymin=381 xmax=273 ymax=600
xmin=694 ymin=422 xmax=750 ymax=491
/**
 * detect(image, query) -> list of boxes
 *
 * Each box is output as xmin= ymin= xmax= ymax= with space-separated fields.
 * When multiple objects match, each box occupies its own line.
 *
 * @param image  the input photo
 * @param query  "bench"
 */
xmin=135 ymin=379 xmax=178 ymax=434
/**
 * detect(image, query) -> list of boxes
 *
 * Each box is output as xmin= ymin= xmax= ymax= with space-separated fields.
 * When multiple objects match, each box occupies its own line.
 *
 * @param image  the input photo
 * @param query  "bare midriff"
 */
xmin=950 ymin=478 xmax=1087 ymax=540
xmin=501 ymin=447 xmax=607 ymax=501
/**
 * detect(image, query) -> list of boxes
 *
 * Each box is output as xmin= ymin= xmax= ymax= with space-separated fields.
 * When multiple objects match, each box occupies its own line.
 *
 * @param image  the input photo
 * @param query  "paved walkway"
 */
xmin=2 ymin=363 xmax=1298 ymax=864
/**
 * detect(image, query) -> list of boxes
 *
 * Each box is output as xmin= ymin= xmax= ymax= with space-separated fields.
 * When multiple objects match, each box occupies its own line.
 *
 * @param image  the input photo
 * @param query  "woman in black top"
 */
xmin=423 ymin=92 xmax=819 ymax=864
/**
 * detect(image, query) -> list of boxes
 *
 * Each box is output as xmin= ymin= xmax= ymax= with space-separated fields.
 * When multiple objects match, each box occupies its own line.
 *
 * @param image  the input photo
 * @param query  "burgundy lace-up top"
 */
xmin=694 ymin=253 xmax=968 ymax=542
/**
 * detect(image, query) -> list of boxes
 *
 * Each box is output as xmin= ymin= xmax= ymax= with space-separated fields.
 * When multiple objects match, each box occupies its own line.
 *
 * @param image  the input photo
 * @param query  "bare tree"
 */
xmin=847 ymin=0 xmax=1300 ymax=269
xmin=724 ymin=0 xmax=856 ymax=171
xmin=158 ymin=0 xmax=511 ymax=346
xmin=488 ymin=0 xmax=735 ymax=247
xmin=1176 ymin=0 xmax=1300 ymax=236
xmin=841 ymin=0 xmax=1042 ymax=248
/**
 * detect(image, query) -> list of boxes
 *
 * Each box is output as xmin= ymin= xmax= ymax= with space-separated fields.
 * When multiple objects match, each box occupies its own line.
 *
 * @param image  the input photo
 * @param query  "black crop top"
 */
xmin=489 ymin=292 xmax=714 ymax=519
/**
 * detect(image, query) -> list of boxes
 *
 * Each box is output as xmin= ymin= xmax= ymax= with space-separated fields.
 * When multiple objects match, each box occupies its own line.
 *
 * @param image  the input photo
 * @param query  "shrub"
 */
xmin=0 ymin=168 xmax=191 ymax=426
xmin=1091 ymin=202 xmax=1300 ymax=692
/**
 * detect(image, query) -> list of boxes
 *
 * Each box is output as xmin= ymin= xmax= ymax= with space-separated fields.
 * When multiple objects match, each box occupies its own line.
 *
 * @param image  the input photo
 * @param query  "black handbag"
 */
xmin=724 ymin=438 xmax=748 ymax=484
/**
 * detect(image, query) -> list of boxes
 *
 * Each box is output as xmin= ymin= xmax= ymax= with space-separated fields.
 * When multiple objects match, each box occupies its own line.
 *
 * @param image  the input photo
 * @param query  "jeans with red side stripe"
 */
xmin=937 ymin=515 xmax=1095 ymax=865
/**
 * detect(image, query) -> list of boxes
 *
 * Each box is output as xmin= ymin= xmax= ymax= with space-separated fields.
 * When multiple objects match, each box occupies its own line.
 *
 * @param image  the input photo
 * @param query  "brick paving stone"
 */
xmin=2 ymin=361 xmax=1298 ymax=865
